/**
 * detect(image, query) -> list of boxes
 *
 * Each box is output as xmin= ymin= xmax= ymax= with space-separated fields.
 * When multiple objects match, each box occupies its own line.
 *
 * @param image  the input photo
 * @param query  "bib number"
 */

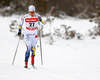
xmin=29 ymin=23 xmax=35 ymax=27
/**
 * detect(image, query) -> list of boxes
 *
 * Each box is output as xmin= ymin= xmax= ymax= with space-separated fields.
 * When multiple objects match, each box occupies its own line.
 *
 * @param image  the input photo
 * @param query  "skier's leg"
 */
xmin=24 ymin=33 xmax=31 ymax=68
xmin=31 ymin=35 xmax=38 ymax=65
xmin=31 ymin=47 xmax=36 ymax=65
xmin=24 ymin=45 xmax=31 ymax=68
xmin=25 ymin=45 xmax=31 ymax=62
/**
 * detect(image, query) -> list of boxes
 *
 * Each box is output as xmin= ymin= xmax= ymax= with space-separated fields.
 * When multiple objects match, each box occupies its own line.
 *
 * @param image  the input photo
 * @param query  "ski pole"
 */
xmin=39 ymin=25 xmax=43 ymax=65
xmin=12 ymin=38 xmax=20 ymax=65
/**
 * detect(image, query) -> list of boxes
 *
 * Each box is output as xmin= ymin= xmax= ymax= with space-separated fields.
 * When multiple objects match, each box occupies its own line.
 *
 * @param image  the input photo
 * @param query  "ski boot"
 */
xmin=24 ymin=61 xmax=28 ymax=68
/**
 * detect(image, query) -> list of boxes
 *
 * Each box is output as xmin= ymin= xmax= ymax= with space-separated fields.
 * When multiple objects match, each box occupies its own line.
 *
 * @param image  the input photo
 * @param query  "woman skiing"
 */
xmin=18 ymin=5 xmax=45 ymax=68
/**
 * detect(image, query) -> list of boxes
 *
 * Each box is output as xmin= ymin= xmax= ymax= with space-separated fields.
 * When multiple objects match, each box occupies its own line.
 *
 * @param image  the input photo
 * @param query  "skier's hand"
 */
xmin=18 ymin=32 xmax=21 ymax=36
xmin=38 ymin=16 xmax=42 ymax=21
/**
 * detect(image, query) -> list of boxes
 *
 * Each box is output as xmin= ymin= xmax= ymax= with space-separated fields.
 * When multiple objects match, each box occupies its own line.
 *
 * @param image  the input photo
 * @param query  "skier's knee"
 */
xmin=31 ymin=47 xmax=36 ymax=56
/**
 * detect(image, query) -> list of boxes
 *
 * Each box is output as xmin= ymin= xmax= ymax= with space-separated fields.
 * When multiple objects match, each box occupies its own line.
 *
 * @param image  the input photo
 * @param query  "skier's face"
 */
xmin=29 ymin=11 xmax=35 ymax=17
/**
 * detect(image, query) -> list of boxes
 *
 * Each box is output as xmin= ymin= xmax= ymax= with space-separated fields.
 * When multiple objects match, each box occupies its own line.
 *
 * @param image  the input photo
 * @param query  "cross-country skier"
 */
xmin=17 ymin=5 xmax=45 ymax=68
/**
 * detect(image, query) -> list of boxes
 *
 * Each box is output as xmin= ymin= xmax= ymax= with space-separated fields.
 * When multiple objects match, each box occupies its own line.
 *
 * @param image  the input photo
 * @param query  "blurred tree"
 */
xmin=96 ymin=0 xmax=100 ymax=27
xmin=88 ymin=0 xmax=100 ymax=37
xmin=0 ymin=0 xmax=11 ymax=7
xmin=34 ymin=0 xmax=48 ymax=14
xmin=0 ymin=0 xmax=97 ymax=18
xmin=46 ymin=0 xmax=96 ymax=18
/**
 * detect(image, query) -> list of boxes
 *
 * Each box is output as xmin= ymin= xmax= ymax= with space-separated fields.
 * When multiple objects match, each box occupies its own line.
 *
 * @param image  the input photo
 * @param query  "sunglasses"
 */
xmin=29 ymin=11 xmax=35 ymax=14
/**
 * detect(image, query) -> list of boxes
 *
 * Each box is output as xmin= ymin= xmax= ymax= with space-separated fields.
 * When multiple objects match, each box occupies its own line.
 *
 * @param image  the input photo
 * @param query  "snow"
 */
xmin=0 ymin=15 xmax=100 ymax=80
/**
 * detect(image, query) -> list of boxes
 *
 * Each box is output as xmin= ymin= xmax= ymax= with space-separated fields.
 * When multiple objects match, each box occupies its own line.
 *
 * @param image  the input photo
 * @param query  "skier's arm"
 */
xmin=18 ymin=17 xmax=24 ymax=36
xmin=38 ymin=16 xmax=45 ymax=27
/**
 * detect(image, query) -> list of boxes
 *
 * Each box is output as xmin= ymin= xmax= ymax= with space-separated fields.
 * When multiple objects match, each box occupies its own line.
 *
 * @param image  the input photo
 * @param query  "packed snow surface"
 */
xmin=0 ymin=15 xmax=100 ymax=80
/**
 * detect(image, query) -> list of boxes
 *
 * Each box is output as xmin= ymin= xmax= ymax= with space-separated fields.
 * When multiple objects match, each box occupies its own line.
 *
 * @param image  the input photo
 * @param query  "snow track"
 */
xmin=0 ymin=15 xmax=100 ymax=80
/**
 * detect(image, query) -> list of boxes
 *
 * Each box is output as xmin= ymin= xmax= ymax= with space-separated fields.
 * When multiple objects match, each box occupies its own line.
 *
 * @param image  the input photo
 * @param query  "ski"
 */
xmin=31 ymin=64 xmax=37 ymax=70
xmin=24 ymin=64 xmax=37 ymax=70
xmin=24 ymin=67 xmax=30 ymax=70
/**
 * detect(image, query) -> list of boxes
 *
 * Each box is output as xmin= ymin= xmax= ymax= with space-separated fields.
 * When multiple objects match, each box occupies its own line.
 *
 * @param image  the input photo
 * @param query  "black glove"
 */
xmin=18 ymin=32 xmax=21 ymax=36
xmin=38 ymin=16 xmax=42 ymax=21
